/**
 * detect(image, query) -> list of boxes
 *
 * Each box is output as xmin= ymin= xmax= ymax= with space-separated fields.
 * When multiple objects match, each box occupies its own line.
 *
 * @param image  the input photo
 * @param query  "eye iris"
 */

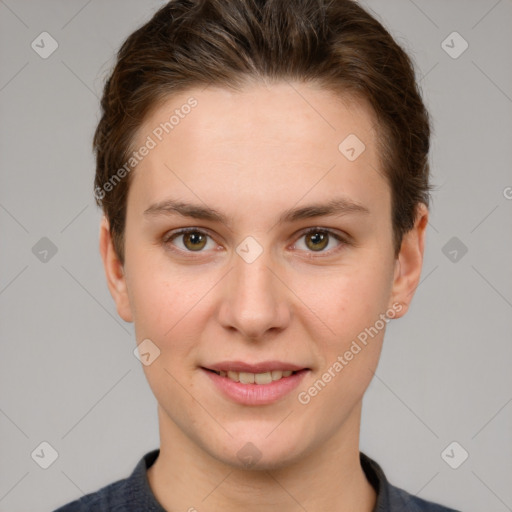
xmin=306 ymin=231 xmax=328 ymax=251
xmin=183 ymin=232 xmax=207 ymax=251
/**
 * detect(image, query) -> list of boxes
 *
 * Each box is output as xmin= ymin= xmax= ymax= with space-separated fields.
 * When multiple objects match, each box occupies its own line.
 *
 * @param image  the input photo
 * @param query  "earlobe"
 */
xmin=388 ymin=203 xmax=429 ymax=319
xmin=98 ymin=216 xmax=133 ymax=323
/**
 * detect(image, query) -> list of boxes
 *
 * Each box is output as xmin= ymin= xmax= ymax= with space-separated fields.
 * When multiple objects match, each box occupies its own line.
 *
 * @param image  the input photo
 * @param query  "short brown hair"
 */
xmin=93 ymin=0 xmax=432 ymax=264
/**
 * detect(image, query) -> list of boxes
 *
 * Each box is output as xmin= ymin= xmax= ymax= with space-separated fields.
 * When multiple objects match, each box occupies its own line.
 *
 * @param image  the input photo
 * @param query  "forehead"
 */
xmin=129 ymin=81 xmax=388 ymax=217
xmin=139 ymin=81 xmax=379 ymax=153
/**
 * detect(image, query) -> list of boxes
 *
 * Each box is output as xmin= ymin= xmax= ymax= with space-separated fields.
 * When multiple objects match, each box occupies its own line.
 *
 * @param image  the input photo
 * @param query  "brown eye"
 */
xmin=304 ymin=231 xmax=330 ymax=252
xmin=294 ymin=228 xmax=347 ymax=255
xmin=165 ymin=229 xmax=213 ymax=252
xmin=182 ymin=231 xmax=207 ymax=251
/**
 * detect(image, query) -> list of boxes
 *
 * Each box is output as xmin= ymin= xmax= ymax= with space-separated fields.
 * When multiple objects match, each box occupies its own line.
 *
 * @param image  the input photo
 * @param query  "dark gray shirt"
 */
xmin=53 ymin=449 xmax=460 ymax=511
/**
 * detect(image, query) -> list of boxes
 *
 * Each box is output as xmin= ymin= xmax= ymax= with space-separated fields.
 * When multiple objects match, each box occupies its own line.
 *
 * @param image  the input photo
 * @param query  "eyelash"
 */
xmin=162 ymin=227 xmax=350 ymax=258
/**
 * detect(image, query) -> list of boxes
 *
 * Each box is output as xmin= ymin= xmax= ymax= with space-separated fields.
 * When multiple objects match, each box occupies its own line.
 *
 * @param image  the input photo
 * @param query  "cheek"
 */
xmin=296 ymin=271 xmax=389 ymax=421
xmin=300 ymin=258 xmax=394 ymax=340
xmin=295 ymin=255 xmax=394 ymax=406
xmin=127 ymin=262 xmax=207 ymax=408
xmin=127 ymin=255 xmax=204 ymax=337
xmin=126 ymin=257 xmax=226 ymax=383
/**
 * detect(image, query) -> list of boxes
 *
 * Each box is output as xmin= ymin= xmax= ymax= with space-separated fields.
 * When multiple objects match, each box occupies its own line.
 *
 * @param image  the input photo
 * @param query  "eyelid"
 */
xmin=295 ymin=226 xmax=349 ymax=242
xmin=291 ymin=226 xmax=350 ymax=255
xmin=162 ymin=226 xmax=220 ymax=253
xmin=163 ymin=226 xmax=214 ymax=242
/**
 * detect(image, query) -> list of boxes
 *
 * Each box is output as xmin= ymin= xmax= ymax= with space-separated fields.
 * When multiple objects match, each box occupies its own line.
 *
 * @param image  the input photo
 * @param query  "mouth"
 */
xmin=201 ymin=363 xmax=310 ymax=405
xmin=202 ymin=367 xmax=306 ymax=385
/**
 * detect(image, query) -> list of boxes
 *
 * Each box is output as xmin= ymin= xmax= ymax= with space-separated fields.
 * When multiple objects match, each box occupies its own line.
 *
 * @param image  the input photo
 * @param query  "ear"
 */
xmin=388 ymin=203 xmax=429 ymax=318
xmin=98 ymin=216 xmax=133 ymax=323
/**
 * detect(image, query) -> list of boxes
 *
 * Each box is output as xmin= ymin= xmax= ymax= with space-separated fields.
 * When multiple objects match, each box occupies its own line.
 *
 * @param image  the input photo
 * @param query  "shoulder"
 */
xmin=52 ymin=449 xmax=162 ymax=512
xmin=387 ymin=483 xmax=461 ymax=512
xmin=52 ymin=478 xmax=129 ymax=511
xmin=360 ymin=452 xmax=462 ymax=512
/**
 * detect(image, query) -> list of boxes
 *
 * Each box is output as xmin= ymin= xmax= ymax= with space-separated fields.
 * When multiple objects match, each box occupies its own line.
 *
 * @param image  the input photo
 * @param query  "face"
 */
xmin=100 ymin=81 xmax=427 ymax=470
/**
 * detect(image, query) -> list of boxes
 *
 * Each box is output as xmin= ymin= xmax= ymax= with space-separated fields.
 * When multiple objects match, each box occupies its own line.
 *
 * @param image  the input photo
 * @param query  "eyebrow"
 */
xmin=143 ymin=197 xmax=370 ymax=226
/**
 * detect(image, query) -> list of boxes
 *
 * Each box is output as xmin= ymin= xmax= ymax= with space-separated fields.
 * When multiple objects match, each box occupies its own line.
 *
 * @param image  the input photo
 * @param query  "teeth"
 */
xmin=214 ymin=369 xmax=296 ymax=384
xmin=227 ymin=370 xmax=239 ymax=382
xmin=255 ymin=372 xmax=272 ymax=385
xmin=239 ymin=372 xmax=255 ymax=384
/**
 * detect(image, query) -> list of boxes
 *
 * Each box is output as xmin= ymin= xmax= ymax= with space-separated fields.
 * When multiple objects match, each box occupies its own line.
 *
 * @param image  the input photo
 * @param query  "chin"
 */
xmin=206 ymin=429 xmax=307 ymax=471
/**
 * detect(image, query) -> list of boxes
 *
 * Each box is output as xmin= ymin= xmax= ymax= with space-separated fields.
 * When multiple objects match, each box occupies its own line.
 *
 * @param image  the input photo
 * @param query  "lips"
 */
xmin=202 ymin=364 xmax=310 ymax=405
xmin=203 ymin=360 xmax=307 ymax=373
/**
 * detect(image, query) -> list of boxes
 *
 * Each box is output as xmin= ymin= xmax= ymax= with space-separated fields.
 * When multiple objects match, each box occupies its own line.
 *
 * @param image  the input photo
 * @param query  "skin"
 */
xmin=99 ymin=80 xmax=428 ymax=512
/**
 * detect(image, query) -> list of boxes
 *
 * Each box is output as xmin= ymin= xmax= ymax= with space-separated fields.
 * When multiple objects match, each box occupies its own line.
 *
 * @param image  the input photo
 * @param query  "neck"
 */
xmin=147 ymin=403 xmax=376 ymax=512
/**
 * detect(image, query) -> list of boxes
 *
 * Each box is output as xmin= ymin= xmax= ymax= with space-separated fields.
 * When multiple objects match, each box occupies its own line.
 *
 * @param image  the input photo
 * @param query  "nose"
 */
xmin=217 ymin=244 xmax=291 ymax=341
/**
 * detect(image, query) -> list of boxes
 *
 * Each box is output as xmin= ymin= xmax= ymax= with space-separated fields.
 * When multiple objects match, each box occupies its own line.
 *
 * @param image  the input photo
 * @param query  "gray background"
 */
xmin=0 ymin=0 xmax=511 ymax=511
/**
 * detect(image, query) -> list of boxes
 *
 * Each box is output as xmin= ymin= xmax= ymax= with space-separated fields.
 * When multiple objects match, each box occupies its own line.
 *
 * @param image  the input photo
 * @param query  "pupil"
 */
xmin=186 ymin=232 xmax=205 ymax=250
xmin=309 ymin=232 xmax=327 ymax=251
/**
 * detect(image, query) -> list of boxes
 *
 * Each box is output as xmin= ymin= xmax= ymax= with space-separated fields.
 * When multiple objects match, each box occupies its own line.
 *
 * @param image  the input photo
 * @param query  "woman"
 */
xmin=55 ymin=0 xmax=459 ymax=510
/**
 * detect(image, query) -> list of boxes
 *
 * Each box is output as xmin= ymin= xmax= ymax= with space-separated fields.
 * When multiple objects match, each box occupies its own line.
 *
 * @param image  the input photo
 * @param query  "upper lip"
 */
xmin=203 ymin=361 xmax=308 ymax=373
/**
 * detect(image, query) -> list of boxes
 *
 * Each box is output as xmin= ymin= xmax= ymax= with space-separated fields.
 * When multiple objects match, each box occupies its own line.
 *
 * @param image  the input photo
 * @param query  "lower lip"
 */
xmin=202 ymin=368 xmax=309 ymax=406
